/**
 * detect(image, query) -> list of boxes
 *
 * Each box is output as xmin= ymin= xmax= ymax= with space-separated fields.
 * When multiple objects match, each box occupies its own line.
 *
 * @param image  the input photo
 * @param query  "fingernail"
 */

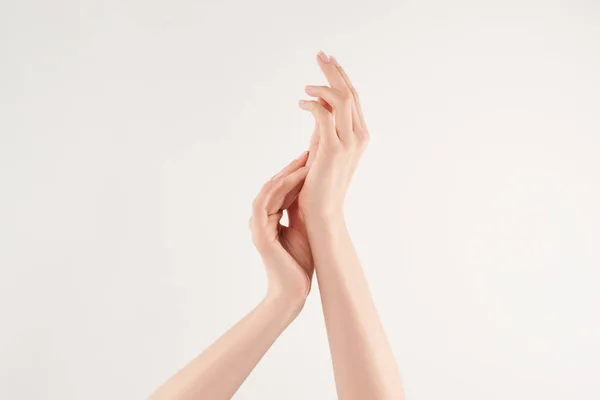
xmin=297 ymin=151 xmax=308 ymax=160
xmin=298 ymin=100 xmax=308 ymax=107
xmin=305 ymin=85 xmax=315 ymax=93
xmin=318 ymin=50 xmax=330 ymax=63
xmin=331 ymin=56 xmax=340 ymax=66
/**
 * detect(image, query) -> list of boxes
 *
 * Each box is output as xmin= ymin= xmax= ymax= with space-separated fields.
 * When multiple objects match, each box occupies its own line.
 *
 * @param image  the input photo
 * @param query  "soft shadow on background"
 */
xmin=1 ymin=1 xmax=599 ymax=399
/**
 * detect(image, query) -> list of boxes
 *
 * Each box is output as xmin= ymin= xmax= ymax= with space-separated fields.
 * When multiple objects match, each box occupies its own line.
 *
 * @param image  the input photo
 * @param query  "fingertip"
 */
xmin=298 ymin=150 xmax=309 ymax=159
xmin=317 ymin=50 xmax=330 ymax=64
xmin=298 ymin=99 xmax=311 ymax=109
xmin=296 ymin=150 xmax=309 ymax=165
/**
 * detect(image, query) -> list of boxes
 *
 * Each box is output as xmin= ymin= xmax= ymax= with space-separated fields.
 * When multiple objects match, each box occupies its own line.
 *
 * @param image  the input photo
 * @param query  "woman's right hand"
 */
xmin=249 ymin=152 xmax=314 ymax=303
xmin=298 ymin=52 xmax=370 ymax=220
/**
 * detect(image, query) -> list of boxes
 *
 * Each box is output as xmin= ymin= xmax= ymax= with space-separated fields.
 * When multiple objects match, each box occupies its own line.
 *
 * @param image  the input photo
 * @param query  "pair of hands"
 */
xmin=149 ymin=52 xmax=401 ymax=400
xmin=248 ymin=52 xmax=370 ymax=304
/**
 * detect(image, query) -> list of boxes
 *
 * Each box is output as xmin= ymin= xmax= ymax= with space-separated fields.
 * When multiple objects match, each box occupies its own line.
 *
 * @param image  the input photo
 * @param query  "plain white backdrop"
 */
xmin=1 ymin=0 xmax=600 ymax=399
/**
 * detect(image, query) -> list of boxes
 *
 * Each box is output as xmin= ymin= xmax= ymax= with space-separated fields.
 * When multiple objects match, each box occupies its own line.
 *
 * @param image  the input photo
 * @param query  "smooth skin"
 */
xmin=150 ymin=154 xmax=313 ymax=400
xmin=150 ymin=52 xmax=404 ymax=400
xmin=299 ymin=52 xmax=405 ymax=400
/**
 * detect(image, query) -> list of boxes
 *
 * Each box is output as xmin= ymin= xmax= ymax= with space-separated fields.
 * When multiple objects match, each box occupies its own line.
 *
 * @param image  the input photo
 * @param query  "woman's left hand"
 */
xmin=249 ymin=152 xmax=314 ymax=302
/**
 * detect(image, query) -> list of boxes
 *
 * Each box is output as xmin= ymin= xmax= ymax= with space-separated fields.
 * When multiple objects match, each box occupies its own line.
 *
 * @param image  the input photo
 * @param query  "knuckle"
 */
xmin=342 ymin=90 xmax=354 ymax=102
xmin=361 ymin=136 xmax=370 ymax=149
xmin=358 ymin=138 xmax=369 ymax=151
xmin=252 ymin=198 xmax=264 ymax=213
xmin=340 ymin=96 xmax=352 ymax=108
xmin=363 ymin=130 xmax=371 ymax=142
xmin=355 ymin=127 xmax=369 ymax=138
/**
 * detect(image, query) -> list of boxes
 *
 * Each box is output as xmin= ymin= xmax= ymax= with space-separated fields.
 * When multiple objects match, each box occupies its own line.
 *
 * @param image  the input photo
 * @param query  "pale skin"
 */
xmin=150 ymin=51 xmax=404 ymax=400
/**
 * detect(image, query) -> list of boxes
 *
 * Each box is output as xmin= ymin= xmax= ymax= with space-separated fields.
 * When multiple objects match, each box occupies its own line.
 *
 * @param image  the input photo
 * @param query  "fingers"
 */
xmin=254 ymin=166 xmax=308 ymax=226
xmin=304 ymin=85 xmax=353 ymax=142
xmin=269 ymin=151 xmax=308 ymax=181
xmin=306 ymin=123 xmax=320 ymax=167
xmin=253 ymin=152 xmax=307 ymax=227
xmin=318 ymin=97 xmax=333 ymax=113
xmin=331 ymin=56 xmax=369 ymax=142
xmin=317 ymin=51 xmax=351 ymax=96
xmin=269 ymin=166 xmax=309 ymax=212
xmin=298 ymin=100 xmax=337 ymax=143
xmin=316 ymin=51 xmax=354 ymax=144
xmin=252 ymin=153 xmax=309 ymax=224
xmin=305 ymin=51 xmax=368 ymax=145
xmin=286 ymin=199 xmax=304 ymax=229
xmin=249 ymin=165 xmax=307 ymax=250
xmin=306 ymin=98 xmax=330 ymax=166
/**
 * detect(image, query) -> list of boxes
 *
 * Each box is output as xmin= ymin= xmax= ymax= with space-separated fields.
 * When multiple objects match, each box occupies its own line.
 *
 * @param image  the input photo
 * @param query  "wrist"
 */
xmin=304 ymin=211 xmax=346 ymax=236
xmin=304 ymin=209 xmax=346 ymax=227
xmin=259 ymin=246 xmax=312 ymax=306
xmin=264 ymin=289 xmax=306 ymax=317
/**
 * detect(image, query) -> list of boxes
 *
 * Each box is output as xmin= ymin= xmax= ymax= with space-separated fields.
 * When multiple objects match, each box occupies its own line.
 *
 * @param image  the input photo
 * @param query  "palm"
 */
xmin=278 ymin=200 xmax=313 ymax=277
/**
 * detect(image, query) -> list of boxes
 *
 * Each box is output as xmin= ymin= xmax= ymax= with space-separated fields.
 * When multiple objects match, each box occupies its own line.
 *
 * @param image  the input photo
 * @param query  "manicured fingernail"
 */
xmin=298 ymin=100 xmax=308 ymax=106
xmin=297 ymin=151 xmax=308 ymax=160
xmin=305 ymin=85 xmax=315 ymax=93
xmin=331 ymin=56 xmax=340 ymax=66
xmin=318 ymin=51 xmax=330 ymax=63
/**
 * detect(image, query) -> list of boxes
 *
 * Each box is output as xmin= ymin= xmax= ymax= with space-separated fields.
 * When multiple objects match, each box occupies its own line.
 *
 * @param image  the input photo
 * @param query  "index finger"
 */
xmin=269 ymin=151 xmax=309 ymax=181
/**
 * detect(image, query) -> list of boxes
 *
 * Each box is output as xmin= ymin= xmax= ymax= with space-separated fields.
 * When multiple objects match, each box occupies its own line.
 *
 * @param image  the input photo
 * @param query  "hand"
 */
xmin=249 ymin=152 xmax=314 ymax=302
xmin=298 ymin=52 xmax=370 ymax=219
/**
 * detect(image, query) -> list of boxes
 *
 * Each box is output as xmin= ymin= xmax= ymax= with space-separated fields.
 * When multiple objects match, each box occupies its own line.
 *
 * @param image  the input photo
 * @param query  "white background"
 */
xmin=1 ymin=1 xmax=599 ymax=399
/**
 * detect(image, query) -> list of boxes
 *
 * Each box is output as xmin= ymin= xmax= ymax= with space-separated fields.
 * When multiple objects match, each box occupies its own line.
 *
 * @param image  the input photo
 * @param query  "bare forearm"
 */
xmin=150 ymin=154 xmax=314 ymax=400
xmin=307 ymin=215 xmax=404 ymax=400
xmin=150 ymin=295 xmax=303 ymax=400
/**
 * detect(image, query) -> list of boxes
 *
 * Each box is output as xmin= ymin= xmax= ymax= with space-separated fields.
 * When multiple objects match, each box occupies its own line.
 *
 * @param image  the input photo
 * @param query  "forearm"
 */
xmin=150 ymin=294 xmax=303 ymax=400
xmin=307 ymin=214 xmax=404 ymax=400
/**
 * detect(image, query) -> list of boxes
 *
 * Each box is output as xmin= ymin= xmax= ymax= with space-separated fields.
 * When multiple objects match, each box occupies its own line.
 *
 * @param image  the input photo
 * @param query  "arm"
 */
xmin=298 ymin=51 xmax=405 ymax=400
xmin=149 ymin=295 xmax=301 ymax=400
xmin=306 ymin=216 xmax=403 ymax=400
xmin=150 ymin=153 xmax=314 ymax=400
